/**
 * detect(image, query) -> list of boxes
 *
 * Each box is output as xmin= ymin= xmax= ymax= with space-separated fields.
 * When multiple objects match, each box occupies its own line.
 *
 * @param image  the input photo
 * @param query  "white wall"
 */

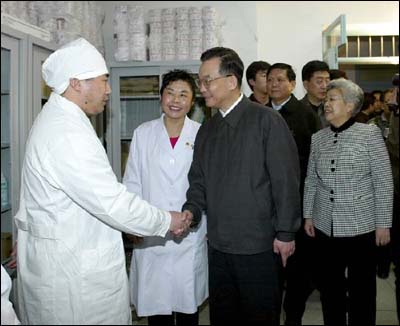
xmin=256 ymin=1 xmax=399 ymax=97
xmin=100 ymin=1 xmax=399 ymax=97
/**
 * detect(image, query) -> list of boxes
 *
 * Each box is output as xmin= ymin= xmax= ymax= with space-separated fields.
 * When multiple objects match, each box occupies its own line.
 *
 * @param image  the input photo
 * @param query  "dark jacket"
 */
xmin=183 ymin=96 xmax=301 ymax=254
xmin=300 ymin=94 xmax=328 ymax=128
xmin=272 ymin=95 xmax=320 ymax=192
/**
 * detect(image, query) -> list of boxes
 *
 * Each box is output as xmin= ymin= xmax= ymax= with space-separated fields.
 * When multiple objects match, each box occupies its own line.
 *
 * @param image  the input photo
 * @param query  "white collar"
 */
xmin=271 ymin=95 xmax=291 ymax=111
xmin=219 ymin=93 xmax=244 ymax=118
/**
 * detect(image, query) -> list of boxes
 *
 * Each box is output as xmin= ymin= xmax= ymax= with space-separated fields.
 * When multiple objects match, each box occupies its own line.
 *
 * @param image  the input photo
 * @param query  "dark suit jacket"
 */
xmin=183 ymin=96 xmax=301 ymax=254
xmin=271 ymin=95 xmax=320 ymax=193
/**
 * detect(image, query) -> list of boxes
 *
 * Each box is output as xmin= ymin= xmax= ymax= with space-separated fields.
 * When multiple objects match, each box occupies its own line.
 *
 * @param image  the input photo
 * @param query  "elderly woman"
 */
xmin=303 ymin=78 xmax=393 ymax=326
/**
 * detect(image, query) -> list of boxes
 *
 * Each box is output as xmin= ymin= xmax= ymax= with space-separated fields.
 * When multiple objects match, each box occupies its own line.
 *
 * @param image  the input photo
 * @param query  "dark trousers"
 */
xmin=283 ymin=230 xmax=320 ymax=325
xmin=147 ymin=311 xmax=199 ymax=326
xmin=315 ymin=229 xmax=376 ymax=326
xmin=208 ymin=246 xmax=282 ymax=326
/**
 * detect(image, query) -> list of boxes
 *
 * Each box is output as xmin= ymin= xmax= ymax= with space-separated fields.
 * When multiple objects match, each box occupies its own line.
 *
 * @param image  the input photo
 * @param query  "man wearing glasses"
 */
xmin=182 ymin=47 xmax=301 ymax=325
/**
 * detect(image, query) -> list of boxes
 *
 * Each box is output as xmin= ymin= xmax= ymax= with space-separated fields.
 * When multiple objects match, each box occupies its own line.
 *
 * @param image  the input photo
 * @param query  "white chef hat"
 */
xmin=42 ymin=38 xmax=108 ymax=95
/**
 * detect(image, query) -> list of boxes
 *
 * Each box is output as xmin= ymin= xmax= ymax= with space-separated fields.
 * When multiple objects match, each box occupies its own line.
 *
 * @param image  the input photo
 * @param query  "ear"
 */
xmin=303 ymin=80 xmax=309 ymax=91
xmin=289 ymin=80 xmax=296 ymax=93
xmin=227 ymin=75 xmax=238 ymax=91
xmin=69 ymin=78 xmax=82 ymax=92
xmin=249 ymin=78 xmax=256 ymax=88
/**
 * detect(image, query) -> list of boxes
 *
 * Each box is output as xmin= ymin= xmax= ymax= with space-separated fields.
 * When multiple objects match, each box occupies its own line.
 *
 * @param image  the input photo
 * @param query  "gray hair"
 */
xmin=326 ymin=78 xmax=364 ymax=116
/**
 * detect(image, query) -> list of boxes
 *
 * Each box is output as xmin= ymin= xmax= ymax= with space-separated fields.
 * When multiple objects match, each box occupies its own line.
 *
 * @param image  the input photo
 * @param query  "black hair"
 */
xmin=160 ymin=69 xmax=196 ymax=99
xmin=246 ymin=61 xmax=271 ymax=90
xmin=200 ymin=47 xmax=244 ymax=87
xmin=329 ymin=69 xmax=348 ymax=80
xmin=267 ymin=63 xmax=296 ymax=82
xmin=301 ymin=60 xmax=330 ymax=81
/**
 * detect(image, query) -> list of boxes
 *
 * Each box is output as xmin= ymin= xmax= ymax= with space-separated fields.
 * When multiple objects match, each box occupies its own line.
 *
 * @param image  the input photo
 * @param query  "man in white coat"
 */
xmin=15 ymin=38 xmax=191 ymax=325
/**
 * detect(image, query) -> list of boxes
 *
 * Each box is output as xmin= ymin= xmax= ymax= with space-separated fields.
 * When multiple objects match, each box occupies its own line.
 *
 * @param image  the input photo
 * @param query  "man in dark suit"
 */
xmin=182 ymin=48 xmax=301 ymax=326
xmin=266 ymin=62 xmax=321 ymax=325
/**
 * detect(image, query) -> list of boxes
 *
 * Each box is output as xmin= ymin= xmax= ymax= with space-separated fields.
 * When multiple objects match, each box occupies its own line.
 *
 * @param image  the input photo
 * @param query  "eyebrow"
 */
xmin=166 ymin=86 xmax=189 ymax=93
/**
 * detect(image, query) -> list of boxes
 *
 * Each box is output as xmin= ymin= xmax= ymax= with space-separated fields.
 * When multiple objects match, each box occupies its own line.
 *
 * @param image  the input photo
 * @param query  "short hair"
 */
xmin=160 ymin=69 xmax=196 ymax=99
xmin=361 ymin=92 xmax=375 ymax=111
xmin=327 ymin=78 xmax=364 ymax=116
xmin=302 ymin=60 xmax=330 ymax=81
xmin=200 ymin=47 xmax=244 ymax=87
xmin=329 ymin=69 xmax=348 ymax=80
xmin=267 ymin=63 xmax=296 ymax=82
xmin=246 ymin=61 xmax=271 ymax=90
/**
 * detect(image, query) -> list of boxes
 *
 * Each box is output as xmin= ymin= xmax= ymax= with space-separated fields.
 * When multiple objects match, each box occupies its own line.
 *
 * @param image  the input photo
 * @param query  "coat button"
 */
xmin=330 ymin=198 xmax=334 ymax=202
xmin=333 ymin=140 xmax=337 ymax=144
xmin=331 ymin=168 xmax=335 ymax=172
xmin=331 ymin=160 xmax=335 ymax=164
xmin=330 ymin=190 xmax=334 ymax=194
xmin=334 ymin=133 xmax=338 ymax=138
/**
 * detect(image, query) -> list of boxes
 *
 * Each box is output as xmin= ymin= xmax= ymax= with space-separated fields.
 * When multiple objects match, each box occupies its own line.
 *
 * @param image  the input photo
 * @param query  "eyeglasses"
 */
xmin=195 ymin=74 xmax=233 ymax=89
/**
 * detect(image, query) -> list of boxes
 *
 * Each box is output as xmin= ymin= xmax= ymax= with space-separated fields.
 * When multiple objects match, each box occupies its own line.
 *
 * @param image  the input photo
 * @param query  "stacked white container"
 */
xmin=202 ymin=6 xmax=219 ymax=52
xmin=162 ymin=8 xmax=176 ymax=61
xmin=54 ymin=1 xmax=84 ymax=47
xmin=175 ymin=7 xmax=190 ymax=61
xmin=114 ymin=5 xmax=130 ymax=61
xmin=189 ymin=7 xmax=203 ymax=60
xmin=148 ymin=9 xmax=162 ymax=61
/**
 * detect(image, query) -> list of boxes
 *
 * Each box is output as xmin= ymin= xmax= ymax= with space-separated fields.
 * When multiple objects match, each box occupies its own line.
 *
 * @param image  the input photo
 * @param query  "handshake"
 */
xmin=169 ymin=210 xmax=193 ymax=237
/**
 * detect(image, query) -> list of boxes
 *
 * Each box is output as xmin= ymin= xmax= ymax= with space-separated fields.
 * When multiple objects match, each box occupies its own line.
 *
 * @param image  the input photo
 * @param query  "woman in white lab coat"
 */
xmin=123 ymin=70 xmax=208 ymax=325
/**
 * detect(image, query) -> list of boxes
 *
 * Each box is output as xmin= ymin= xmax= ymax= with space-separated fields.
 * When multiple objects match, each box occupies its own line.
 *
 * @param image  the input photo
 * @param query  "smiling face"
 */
xmin=161 ymin=80 xmax=194 ymax=122
xmin=324 ymin=88 xmax=354 ymax=127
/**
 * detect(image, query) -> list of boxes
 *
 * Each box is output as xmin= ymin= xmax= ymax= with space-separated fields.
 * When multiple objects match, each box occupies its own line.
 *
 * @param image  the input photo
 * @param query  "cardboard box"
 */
xmin=1 ymin=232 xmax=12 ymax=261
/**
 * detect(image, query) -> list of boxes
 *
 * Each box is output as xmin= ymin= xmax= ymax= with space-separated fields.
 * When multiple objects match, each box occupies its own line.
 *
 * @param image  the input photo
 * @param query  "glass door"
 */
xmin=1 ymin=32 xmax=22 ymax=267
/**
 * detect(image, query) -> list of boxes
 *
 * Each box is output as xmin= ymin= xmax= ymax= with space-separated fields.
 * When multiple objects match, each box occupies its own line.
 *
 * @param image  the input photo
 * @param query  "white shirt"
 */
xmin=219 ymin=93 xmax=244 ymax=117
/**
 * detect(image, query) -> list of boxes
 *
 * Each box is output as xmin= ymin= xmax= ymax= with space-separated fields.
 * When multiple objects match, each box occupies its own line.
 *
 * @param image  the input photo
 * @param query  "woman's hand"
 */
xmin=304 ymin=218 xmax=315 ymax=237
xmin=376 ymin=227 xmax=390 ymax=246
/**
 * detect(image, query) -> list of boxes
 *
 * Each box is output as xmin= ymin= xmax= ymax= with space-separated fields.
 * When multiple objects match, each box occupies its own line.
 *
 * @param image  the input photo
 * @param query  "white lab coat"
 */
xmin=123 ymin=115 xmax=208 ymax=316
xmin=1 ymin=266 xmax=20 ymax=325
xmin=15 ymin=93 xmax=172 ymax=325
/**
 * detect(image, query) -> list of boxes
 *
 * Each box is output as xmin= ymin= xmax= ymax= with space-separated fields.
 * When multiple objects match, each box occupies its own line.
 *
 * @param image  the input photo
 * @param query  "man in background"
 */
xmin=246 ymin=60 xmax=271 ymax=105
xmin=301 ymin=60 xmax=330 ymax=128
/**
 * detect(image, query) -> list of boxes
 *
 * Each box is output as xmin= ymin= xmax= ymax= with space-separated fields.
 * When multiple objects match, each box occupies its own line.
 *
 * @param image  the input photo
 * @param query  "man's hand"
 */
xmin=6 ymin=241 xmax=17 ymax=269
xmin=169 ymin=211 xmax=192 ymax=237
xmin=273 ymin=238 xmax=295 ymax=267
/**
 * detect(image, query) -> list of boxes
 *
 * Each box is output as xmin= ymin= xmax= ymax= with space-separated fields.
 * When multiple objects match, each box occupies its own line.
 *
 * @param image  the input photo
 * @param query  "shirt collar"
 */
xmin=271 ymin=95 xmax=291 ymax=111
xmin=219 ymin=93 xmax=244 ymax=118
xmin=330 ymin=117 xmax=356 ymax=133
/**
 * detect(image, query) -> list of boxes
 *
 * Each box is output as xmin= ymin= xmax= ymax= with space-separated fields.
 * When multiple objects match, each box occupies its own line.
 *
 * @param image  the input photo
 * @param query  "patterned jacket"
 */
xmin=303 ymin=120 xmax=393 ymax=237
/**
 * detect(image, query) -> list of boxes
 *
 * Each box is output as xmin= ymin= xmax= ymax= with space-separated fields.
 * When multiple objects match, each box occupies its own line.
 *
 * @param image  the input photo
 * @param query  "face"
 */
xmin=161 ymin=80 xmax=194 ymax=122
xmin=324 ymin=88 xmax=353 ymax=127
xmin=197 ymin=57 xmax=235 ymax=110
xmin=303 ymin=71 xmax=330 ymax=102
xmin=267 ymin=69 xmax=295 ymax=104
xmin=80 ymin=74 xmax=111 ymax=116
xmin=373 ymin=93 xmax=383 ymax=113
xmin=250 ymin=70 xmax=268 ymax=94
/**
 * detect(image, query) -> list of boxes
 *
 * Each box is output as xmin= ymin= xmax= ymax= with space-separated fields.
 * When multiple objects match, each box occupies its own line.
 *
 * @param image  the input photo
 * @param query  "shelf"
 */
xmin=1 ymin=91 xmax=10 ymax=95
xmin=120 ymin=95 xmax=159 ymax=100
xmin=1 ymin=204 xmax=11 ymax=213
xmin=1 ymin=143 xmax=10 ymax=149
